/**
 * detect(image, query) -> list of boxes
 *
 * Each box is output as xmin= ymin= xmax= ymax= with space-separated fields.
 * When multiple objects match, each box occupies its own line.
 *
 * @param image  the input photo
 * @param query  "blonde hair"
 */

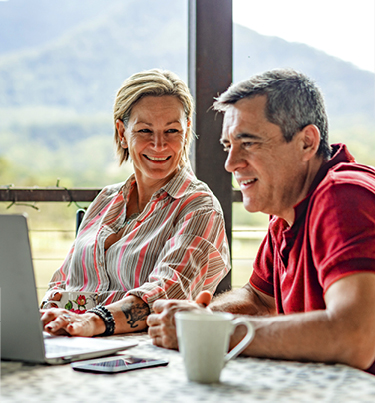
xmin=113 ymin=69 xmax=194 ymax=165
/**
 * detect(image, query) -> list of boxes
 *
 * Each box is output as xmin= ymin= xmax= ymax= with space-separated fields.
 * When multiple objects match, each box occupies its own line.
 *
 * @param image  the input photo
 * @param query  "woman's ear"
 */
xmin=300 ymin=124 xmax=321 ymax=161
xmin=185 ymin=119 xmax=192 ymax=141
xmin=116 ymin=119 xmax=128 ymax=148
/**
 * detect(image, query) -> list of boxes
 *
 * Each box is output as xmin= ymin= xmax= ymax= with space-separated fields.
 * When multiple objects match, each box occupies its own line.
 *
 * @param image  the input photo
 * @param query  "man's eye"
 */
xmin=243 ymin=142 xmax=254 ymax=148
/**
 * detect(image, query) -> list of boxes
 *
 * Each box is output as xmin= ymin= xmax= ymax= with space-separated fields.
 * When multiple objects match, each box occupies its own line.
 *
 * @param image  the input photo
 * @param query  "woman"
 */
xmin=41 ymin=69 xmax=230 ymax=337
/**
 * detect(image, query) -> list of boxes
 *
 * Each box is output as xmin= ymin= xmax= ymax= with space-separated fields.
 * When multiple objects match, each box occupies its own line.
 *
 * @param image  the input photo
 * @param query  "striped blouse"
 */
xmin=46 ymin=164 xmax=231 ymax=310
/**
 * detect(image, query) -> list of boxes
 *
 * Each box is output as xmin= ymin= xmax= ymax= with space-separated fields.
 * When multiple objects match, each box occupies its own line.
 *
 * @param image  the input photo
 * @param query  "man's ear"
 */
xmin=300 ymin=124 xmax=320 ymax=161
xmin=116 ymin=119 xmax=127 ymax=148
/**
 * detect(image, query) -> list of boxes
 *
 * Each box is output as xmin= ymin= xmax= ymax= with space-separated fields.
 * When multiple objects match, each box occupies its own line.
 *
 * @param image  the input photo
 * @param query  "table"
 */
xmin=2 ymin=332 xmax=375 ymax=402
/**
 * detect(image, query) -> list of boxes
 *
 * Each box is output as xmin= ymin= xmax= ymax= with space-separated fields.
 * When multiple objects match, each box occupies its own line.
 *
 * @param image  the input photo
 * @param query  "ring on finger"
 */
xmin=62 ymin=313 xmax=71 ymax=321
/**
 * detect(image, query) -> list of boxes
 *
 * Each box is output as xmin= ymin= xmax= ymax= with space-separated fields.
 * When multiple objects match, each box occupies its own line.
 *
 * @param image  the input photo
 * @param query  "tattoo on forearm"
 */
xmin=121 ymin=301 xmax=150 ymax=328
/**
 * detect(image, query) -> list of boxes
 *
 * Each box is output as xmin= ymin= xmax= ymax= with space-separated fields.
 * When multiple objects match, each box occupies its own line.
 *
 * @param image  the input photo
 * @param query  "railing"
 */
xmin=0 ymin=186 xmax=244 ymax=203
xmin=0 ymin=187 xmax=101 ymax=203
xmin=1 ymin=187 xmax=264 ymax=301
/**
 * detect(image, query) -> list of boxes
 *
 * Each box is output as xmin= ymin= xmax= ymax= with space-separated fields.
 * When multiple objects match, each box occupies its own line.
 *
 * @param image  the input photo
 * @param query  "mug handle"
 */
xmin=224 ymin=318 xmax=255 ymax=362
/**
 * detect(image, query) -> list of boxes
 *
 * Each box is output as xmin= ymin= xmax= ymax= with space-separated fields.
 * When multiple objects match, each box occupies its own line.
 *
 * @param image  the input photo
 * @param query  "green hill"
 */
xmin=0 ymin=0 xmax=374 ymax=188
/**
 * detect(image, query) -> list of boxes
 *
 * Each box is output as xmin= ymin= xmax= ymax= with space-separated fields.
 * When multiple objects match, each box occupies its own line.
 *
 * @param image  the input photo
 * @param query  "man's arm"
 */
xmin=148 ymin=272 xmax=375 ymax=370
xmin=209 ymin=282 xmax=276 ymax=316
xmin=232 ymin=272 xmax=375 ymax=370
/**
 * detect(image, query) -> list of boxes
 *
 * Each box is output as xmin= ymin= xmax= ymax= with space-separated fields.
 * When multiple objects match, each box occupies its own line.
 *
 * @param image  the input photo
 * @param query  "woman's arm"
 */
xmin=42 ymin=295 xmax=150 ymax=336
xmin=127 ymin=209 xmax=230 ymax=309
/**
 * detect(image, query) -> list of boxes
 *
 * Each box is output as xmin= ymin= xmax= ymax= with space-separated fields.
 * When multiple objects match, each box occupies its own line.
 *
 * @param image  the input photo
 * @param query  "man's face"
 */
xmin=221 ymin=95 xmax=307 ymax=221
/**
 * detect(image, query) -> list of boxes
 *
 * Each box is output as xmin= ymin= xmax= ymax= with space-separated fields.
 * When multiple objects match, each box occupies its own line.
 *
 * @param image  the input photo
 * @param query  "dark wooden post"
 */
xmin=188 ymin=0 xmax=233 ymax=292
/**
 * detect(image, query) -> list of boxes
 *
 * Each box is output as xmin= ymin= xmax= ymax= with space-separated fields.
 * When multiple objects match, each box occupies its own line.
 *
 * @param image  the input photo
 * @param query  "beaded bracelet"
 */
xmin=87 ymin=305 xmax=115 ymax=336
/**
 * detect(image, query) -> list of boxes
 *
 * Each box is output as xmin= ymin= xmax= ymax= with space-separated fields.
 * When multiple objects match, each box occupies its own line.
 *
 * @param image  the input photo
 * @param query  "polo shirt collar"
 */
xmin=293 ymin=143 xmax=355 ymax=225
xmin=276 ymin=143 xmax=354 ymax=265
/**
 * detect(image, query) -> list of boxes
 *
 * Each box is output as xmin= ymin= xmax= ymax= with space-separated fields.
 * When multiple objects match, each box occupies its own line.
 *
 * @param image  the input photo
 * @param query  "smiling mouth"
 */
xmin=239 ymin=178 xmax=257 ymax=186
xmin=144 ymin=155 xmax=172 ymax=162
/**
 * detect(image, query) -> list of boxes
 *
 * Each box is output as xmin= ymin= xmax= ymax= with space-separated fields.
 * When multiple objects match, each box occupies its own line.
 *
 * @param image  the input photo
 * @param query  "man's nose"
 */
xmin=224 ymin=147 xmax=246 ymax=173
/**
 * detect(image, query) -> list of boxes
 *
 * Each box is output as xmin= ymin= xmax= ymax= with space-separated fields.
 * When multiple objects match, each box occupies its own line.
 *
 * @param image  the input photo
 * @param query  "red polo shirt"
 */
xmin=250 ymin=143 xmax=375 ymax=373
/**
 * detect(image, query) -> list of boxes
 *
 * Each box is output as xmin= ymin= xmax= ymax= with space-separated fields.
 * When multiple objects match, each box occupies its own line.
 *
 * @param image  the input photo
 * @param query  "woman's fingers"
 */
xmin=41 ymin=309 xmax=77 ymax=335
xmin=42 ymin=309 xmax=99 ymax=337
xmin=50 ymin=291 xmax=62 ymax=301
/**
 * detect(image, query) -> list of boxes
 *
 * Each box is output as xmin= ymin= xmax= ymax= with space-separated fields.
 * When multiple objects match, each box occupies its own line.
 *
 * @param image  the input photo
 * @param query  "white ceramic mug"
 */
xmin=175 ymin=311 xmax=255 ymax=383
xmin=48 ymin=291 xmax=98 ymax=314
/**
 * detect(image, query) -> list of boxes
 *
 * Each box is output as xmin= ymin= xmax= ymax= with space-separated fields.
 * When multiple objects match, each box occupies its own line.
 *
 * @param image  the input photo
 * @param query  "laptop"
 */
xmin=0 ymin=214 xmax=137 ymax=364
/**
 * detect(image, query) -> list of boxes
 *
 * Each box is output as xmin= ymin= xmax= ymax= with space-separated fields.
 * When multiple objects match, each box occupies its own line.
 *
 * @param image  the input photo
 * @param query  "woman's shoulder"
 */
xmin=97 ymin=175 xmax=135 ymax=198
xmin=100 ymin=181 xmax=127 ymax=196
xmin=177 ymin=177 xmax=224 ymax=216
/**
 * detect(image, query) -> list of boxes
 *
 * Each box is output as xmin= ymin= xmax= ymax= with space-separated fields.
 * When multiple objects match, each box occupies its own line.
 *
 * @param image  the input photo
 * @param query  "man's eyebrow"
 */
xmin=235 ymin=133 xmax=261 ymax=140
xmin=220 ymin=133 xmax=261 ymax=143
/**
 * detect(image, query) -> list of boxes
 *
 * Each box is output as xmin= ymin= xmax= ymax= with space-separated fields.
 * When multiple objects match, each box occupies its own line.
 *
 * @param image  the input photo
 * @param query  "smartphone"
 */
xmin=71 ymin=355 xmax=169 ymax=374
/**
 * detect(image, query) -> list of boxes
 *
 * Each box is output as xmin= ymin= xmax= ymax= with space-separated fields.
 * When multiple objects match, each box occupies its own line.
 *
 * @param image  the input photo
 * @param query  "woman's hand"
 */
xmin=41 ymin=308 xmax=105 ymax=337
xmin=40 ymin=291 xmax=63 ymax=309
xmin=147 ymin=291 xmax=212 ymax=350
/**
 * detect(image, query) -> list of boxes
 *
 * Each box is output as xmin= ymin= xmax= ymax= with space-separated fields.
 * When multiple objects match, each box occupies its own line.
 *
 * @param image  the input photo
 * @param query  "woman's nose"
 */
xmin=152 ymin=133 xmax=166 ymax=149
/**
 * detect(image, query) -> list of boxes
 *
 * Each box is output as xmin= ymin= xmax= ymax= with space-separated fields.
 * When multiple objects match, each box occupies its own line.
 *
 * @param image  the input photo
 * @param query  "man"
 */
xmin=147 ymin=69 xmax=375 ymax=374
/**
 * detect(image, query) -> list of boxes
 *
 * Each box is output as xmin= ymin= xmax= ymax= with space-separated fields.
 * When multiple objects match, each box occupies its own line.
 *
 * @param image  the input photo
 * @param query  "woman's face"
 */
xmin=117 ymin=95 xmax=189 ymax=191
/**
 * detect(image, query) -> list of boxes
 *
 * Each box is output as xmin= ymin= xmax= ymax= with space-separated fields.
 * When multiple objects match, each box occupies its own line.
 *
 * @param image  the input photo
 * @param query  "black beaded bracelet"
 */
xmin=87 ymin=305 xmax=115 ymax=336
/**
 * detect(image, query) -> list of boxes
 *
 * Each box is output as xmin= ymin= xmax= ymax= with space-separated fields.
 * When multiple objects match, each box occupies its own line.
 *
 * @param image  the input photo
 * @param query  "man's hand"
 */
xmin=147 ymin=291 xmax=212 ymax=350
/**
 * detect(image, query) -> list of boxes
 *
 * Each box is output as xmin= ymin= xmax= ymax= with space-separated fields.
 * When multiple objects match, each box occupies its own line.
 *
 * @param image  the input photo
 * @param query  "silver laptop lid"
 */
xmin=0 ymin=214 xmax=47 ymax=362
xmin=0 ymin=214 xmax=138 ymax=364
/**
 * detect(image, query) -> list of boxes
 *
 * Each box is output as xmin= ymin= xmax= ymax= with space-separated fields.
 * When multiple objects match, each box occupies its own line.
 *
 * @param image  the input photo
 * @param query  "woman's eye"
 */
xmin=166 ymin=128 xmax=179 ymax=134
xmin=138 ymin=129 xmax=151 ymax=133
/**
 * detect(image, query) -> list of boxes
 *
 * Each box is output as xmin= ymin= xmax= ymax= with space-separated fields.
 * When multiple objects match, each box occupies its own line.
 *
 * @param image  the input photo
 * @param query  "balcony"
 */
xmin=0 ymin=186 xmax=267 ymax=302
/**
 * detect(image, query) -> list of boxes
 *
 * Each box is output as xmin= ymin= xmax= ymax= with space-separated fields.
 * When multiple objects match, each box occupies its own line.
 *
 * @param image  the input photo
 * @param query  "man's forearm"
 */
xmin=210 ymin=283 xmax=276 ymax=316
xmin=233 ymin=310 xmax=332 ymax=361
xmin=231 ymin=308 xmax=373 ymax=370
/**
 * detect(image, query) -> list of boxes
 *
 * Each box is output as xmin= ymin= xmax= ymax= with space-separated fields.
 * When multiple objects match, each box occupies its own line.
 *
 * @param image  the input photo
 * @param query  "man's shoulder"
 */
xmin=307 ymin=161 xmax=375 ymax=217
xmin=319 ymin=161 xmax=375 ymax=192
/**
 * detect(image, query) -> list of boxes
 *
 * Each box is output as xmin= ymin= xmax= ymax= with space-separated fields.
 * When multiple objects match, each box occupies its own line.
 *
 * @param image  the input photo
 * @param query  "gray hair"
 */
xmin=213 ymin=69 xmax=331 ymax=160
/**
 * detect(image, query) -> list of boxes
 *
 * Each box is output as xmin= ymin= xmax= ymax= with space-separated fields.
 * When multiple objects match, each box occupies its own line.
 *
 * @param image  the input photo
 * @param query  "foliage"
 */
xmin=0 ymin=0 xmax=374 ymax=230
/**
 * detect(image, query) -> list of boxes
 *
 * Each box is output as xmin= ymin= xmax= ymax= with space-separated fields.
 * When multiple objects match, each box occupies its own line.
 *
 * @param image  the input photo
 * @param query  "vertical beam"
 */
xmin=188 ymin=0 xmax=233 ymax=293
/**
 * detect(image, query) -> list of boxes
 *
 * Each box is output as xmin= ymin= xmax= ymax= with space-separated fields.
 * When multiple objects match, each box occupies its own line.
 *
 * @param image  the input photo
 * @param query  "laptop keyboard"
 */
xmin=45 ymin=342 xmax=84 ymax=355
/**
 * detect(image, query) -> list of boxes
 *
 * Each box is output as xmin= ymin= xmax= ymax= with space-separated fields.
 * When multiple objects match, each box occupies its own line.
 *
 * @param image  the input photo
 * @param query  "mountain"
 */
xmin=233 ymin=25 xmax=375 ymax=128
xmin=0 ymin=0 xmax=188 ymax=113
xmin=0 ymin=0 xmax=120 ymax=55
xmin=0 ymin=2 xmax=373 ymax=123
xmin=0 ymin=0 xmax=374 ymax=187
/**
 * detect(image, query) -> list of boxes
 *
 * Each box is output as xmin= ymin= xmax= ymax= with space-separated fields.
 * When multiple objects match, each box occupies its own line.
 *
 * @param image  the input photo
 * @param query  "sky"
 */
xmin=233 ymin=0 xmax=375 ymax=73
